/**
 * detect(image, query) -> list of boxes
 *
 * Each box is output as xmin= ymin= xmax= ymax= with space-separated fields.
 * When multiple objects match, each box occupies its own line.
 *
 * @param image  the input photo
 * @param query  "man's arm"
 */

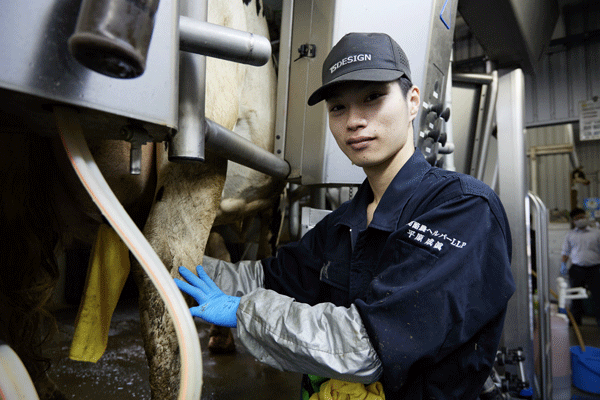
xmin=200 ymin=255 xmax=264 ymax=296
xmin=236 ymin=288 xmax=383 ymax=384
xmin=192 ymin=244 xmax=384 ymax=382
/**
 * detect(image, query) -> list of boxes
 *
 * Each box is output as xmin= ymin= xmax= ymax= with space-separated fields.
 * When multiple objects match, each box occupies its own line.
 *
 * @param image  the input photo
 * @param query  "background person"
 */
xmin=561 ymin=207 xmax=600 ymax=326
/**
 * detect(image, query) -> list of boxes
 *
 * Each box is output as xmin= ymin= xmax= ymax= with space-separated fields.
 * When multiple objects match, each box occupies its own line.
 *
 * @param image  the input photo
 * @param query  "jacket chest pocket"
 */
xmin=376 ymin=237 xmax=439 ymax=288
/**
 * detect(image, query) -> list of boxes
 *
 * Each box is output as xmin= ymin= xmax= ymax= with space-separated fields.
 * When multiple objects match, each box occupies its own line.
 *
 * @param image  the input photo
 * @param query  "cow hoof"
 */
xmin=37 ymin=383 xmax=68 ymax=400
xmin=207 ymin=325 xmax=236 ymax=354
xmin=34 ymin=372 xmax=69 ymax=400
xmin=48 ymin=389 xmax=68 ymax=400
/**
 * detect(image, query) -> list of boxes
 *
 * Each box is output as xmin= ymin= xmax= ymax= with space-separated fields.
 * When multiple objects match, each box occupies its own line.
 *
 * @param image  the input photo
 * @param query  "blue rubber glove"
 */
xmin=174 ymin=265 xmax=240 ymax=328
xmin=560 ymin=262 xmax=568 ymax=276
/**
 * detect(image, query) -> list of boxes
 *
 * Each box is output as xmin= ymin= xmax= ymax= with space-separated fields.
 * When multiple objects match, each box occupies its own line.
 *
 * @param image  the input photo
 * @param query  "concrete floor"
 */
xmin=44 ymin=297 xmax=301 ymax=399
xmin=43 ymin=298 xmax=600 ymax=400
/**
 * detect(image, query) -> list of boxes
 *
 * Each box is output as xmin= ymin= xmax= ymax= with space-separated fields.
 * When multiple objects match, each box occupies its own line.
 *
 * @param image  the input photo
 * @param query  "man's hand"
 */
xmin=560 ymin=262 xmax=568 ymax=276
xmin=175 ymin=265 xmax=240 ymax=328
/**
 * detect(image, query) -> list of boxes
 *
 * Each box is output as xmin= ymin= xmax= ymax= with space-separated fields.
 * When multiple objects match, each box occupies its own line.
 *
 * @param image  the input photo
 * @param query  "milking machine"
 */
xmin=0 ymin=0 xmax=288 ymax=398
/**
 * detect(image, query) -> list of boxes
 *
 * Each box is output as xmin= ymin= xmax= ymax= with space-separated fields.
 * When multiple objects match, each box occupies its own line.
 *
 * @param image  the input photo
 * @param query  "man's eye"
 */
xmin=365 ymin=93 xmax=383 ymax=102
xmin=329 ymin=104 xmax=344 ymax=113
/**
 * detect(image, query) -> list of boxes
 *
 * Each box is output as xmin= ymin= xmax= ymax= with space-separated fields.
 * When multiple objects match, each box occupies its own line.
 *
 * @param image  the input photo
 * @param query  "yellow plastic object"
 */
xmin=310 ymin=379 xmax=385 ymax=400
xmin=69 ymin=223 xmax=131 ymax=362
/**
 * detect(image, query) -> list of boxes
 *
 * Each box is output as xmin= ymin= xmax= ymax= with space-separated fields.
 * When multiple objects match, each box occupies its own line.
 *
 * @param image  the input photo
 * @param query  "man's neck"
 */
xmin=365 ymin=145 xmax=414 ymax=205
xmin=364 ymin=145 xmax=414 ymax=225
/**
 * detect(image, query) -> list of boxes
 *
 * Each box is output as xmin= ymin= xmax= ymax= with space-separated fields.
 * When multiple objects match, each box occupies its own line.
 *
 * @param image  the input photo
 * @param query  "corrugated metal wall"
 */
xmin=526 ymin=39 xmax=600 ymax=126
xmin=526 ymin=125 xmax=572 ymax=214
xmin=455 ymin=4 xmax=600 ymax=128
xmin=453 ymin=3 xmax=600 ymax=215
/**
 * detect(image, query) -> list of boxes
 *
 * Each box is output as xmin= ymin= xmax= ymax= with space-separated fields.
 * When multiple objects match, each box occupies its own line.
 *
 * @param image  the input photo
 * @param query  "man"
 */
xmin=561 ymin=207 xmax=600 ymax=327
xmin=176 ymin=32 xmax=515 ymax=399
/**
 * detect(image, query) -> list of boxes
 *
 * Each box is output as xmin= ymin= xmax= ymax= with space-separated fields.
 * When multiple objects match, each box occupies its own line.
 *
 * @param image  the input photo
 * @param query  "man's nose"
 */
xmin=346 ymin=105 xmax=367 ymax=130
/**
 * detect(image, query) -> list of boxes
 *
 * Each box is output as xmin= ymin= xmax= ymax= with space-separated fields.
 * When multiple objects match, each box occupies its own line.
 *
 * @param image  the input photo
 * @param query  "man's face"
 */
xmin=325 ymin=80 xmax=419 ymax=173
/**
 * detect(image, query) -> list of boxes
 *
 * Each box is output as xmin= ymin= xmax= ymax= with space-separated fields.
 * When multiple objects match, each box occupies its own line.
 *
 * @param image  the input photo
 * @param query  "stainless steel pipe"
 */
xmin=170 ymin=0 xmax=208 ymax=163
xmin=476 ymin=70 xmax=498 ymax=182
xmin=170 ymin=8 xmax=273 ymax=162
xmin=452 ymin=73 xmax=494 ymax=85
xmin=205 ymin=119 xmax=290 ymax=180
xmin=179 ymin=16 xmax=271 ymax=66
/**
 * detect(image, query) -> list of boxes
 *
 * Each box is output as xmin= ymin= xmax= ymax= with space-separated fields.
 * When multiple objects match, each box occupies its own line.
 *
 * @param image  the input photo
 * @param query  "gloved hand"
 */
xmin=174 ymin=265 xmax=240 ymax=328
xmin=560 ymin=262 xmax=568 ymax=276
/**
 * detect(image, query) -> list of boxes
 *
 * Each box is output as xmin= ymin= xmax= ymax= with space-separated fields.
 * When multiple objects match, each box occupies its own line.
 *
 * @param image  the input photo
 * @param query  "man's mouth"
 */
xmin=347 ymin=136 xmax=374 ymax=150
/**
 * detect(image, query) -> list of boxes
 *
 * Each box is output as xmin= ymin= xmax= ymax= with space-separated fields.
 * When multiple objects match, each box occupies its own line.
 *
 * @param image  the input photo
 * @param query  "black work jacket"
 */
xmin=262 ymin=150 xmax=515 ymax=399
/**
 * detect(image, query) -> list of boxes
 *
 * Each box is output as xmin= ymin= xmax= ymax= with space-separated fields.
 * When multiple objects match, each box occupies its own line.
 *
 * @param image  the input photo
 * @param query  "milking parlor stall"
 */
xmin=1 ymin=0 xmax=592 ymax=399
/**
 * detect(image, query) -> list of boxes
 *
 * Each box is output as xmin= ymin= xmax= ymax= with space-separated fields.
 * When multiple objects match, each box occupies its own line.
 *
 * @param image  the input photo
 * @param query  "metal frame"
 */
xmin=529 ymin=192 xmax=552 ymax=399
xmin=452 ymin=71 xmax=498 ymax=181
xmin=496 ymin=68 xmax=535 ymax=394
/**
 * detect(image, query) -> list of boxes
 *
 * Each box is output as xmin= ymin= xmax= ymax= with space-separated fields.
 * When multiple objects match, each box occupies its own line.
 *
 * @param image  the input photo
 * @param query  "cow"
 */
xmin=0 ymin=0 xmax=280 ymax=398
xmin=132 ymin=1 xmax=280 ymax=397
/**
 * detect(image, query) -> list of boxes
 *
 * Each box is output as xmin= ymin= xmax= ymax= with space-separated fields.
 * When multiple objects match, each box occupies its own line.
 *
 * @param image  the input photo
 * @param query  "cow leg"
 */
xmin=205 ymin=231 xmax=236 ymax=354
xmin=132 ymin=156 xmax=227 ymax=400
xmin=34 ymin=372 xmax=68 ymax=400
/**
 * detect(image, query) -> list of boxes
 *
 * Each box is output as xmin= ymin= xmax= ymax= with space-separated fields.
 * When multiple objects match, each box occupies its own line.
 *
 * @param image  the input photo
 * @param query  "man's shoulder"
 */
xmin=421 ymin=167 xmax=496 ymax=200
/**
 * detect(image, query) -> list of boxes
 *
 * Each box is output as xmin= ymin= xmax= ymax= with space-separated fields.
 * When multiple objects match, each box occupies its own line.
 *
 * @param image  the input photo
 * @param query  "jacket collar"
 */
xmin=339 ymin=149 xmax=431 ymax=232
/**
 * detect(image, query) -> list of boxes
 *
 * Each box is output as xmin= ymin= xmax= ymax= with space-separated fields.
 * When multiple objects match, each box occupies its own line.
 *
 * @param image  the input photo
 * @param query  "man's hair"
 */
xmin=570 ymin=208 xmax=586 ymax=219
xmin=398 ymin=76 xmax=413 ymax=98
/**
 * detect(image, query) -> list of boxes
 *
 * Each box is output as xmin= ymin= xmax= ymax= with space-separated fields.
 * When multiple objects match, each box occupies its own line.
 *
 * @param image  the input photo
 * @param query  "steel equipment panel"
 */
xmin=0 ymin=0 xmax=179 ymax=141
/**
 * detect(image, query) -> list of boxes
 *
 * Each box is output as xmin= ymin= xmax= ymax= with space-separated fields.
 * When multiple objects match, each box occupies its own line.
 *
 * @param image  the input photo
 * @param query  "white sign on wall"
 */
xmin=579 ymin=98 xmax=600 ymax=141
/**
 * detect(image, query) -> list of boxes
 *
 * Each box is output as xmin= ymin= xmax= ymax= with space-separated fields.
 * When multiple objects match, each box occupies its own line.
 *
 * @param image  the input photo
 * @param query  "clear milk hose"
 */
xmin=54 ymin=106 xmax=203 ymax=400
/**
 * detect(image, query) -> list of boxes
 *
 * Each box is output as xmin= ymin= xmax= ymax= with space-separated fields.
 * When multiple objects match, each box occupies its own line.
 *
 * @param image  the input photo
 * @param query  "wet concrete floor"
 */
xmin=44 ymin=297 xmax=600 ymax=399
xmin=44 ymin=297 xmax=301 ymax=399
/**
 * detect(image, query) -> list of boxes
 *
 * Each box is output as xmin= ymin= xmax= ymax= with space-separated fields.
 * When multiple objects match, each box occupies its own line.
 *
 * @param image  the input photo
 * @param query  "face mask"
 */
xmin=574 ymin=219 xmax=588 ymax=229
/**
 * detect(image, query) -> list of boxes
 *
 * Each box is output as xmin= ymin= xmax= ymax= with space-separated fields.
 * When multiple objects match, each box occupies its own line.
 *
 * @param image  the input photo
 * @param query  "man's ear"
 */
xmin=408 ymin=86 xmax=420 ymax=121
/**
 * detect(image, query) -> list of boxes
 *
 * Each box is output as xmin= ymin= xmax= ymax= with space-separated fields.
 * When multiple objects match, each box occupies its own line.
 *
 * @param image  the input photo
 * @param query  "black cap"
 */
xmin=307 ymin=32 xmax=411 ymax=106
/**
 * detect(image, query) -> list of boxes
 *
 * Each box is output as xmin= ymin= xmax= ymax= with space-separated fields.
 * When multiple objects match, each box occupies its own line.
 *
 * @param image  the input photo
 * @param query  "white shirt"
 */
xmin=561 ymin=226 xmax=600 ymax=266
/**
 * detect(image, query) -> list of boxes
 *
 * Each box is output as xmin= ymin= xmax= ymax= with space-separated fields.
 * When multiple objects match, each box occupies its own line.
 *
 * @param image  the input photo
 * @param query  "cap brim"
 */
xmin=307 ymin=69 xmax=405 ymax=106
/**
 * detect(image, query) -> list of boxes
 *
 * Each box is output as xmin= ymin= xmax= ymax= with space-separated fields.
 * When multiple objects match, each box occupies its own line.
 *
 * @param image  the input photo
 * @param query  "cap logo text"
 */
xmin=329 ymin=54 xmax=372 ymax=74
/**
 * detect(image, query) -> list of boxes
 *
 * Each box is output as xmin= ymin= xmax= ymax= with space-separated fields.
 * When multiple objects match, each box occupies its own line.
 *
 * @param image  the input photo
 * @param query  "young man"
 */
xmin=561 ymin=207 xmax=600 ymax=326
xmin=176 ymin=32 xmax=515 ymax=399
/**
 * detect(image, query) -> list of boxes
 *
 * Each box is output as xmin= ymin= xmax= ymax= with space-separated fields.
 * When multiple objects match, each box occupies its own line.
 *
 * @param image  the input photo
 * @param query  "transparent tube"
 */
xmin=54 ymin=106 xmax=202 ymax=400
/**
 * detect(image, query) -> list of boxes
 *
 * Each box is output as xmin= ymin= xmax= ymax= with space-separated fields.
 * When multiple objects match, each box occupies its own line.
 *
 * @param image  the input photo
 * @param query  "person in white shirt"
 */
xmin=561 ymin=207 xmax=600 ymax=326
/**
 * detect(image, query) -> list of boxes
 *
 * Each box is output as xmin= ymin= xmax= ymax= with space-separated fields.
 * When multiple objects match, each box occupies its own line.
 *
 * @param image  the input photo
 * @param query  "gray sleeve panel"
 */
xmin=201 ymin=255 xmax=264 ymax=297
xmin=236 ymin=288 xmax=383 ymax=384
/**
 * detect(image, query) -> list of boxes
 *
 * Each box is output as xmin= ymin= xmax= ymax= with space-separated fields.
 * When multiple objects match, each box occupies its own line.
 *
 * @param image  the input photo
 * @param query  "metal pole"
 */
xmin=205 ymin=119 xmax=290 ymax=180
xmin=529 ymin=192 xmax=552 ymax=400
xmin=496 ymin=68 xmax=534 ymax=393
xmin=468 ymin=82 xmax=489 ymax=177
xmin=179 ymin=16 xmax=271 ymax=66
xmin=476 ymin=70 xmax=498 ymax=181
xmin=169 ymin=0 xmax=208 ymax=162
xmin=273 ymin=0 xmax=295 ymax=161
xmin=452 ymin=73 xmax=494 ymax=85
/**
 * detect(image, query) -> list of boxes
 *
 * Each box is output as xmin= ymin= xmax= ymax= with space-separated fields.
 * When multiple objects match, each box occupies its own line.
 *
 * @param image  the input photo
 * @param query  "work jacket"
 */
xmin=204 ymin=150 xmax=515 ymax=399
